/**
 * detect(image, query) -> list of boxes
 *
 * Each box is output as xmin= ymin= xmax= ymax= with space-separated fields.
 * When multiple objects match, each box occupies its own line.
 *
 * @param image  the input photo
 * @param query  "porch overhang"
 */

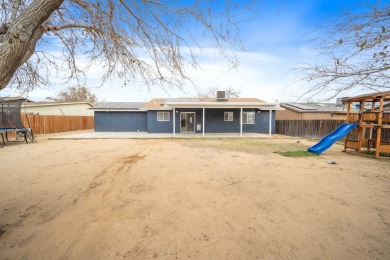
xmin=165 ymin=101 xmax=284 ymax=110
xmin=167 ymin=102 xmax=281 ymax=138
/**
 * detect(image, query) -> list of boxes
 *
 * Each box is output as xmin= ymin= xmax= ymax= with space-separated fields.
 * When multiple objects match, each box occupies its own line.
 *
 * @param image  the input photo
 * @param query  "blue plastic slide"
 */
xmin=307 ymin=123 xmax=358 ymax=154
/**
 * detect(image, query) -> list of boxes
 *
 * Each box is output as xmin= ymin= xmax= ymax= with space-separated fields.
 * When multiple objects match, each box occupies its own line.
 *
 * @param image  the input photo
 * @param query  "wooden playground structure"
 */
xmin=342 ymin=91 xmax=390 ymax=158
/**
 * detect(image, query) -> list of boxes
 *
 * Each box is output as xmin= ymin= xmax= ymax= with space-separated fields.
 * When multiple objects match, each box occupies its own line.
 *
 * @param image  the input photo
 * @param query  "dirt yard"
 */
xmin=0 ymin=134 xmax=389 ymax=259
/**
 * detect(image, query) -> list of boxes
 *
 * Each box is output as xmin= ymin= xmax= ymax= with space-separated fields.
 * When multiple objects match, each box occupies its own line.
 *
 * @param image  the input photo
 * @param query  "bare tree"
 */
xmin=200 ymin=85 xmax=241 ymax=99
xmin=0 ymin=0 xmax=251 ymax=93
xmin=296 ymin=3 xmax=390 ymax=100
xmin=57 ymin=86 xmax=98 ymax=104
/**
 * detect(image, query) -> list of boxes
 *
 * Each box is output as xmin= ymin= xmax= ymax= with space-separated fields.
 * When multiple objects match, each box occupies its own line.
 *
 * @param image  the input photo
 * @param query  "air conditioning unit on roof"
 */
xmin=217 ymin=91 xmax=229 ymax=101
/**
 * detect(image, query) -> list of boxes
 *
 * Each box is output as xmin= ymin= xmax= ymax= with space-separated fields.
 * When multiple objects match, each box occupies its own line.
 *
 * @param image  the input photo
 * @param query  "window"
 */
xmin=242 ymin=112 xmax=255 ymax=124
xmin=157 ymin=111 xmax=170 ymax=121
xmin=224 ymin=112 xmax=233 ymax=121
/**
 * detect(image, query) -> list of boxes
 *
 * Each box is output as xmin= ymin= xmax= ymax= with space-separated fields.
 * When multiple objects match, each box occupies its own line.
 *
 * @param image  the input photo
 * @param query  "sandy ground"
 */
xmin=0 ymin=133 xmax=389 ymax=259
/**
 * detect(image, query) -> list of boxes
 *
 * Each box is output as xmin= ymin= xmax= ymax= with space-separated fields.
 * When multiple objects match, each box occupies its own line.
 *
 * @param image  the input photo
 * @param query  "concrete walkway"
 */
xmin=49 ymin=131 xmax=273 ymax=140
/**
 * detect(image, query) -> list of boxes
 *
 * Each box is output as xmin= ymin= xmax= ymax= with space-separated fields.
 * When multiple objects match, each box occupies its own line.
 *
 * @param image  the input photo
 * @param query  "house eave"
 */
xmin=139 ymin=107 xmax=173 ymax=111
xmin=23 ymin=102 xmax=93 ymax=107
xmin=91 ymin=108 xmax=146 ymax=112
xmin=165 ymin=102 xmax=284 ymax=110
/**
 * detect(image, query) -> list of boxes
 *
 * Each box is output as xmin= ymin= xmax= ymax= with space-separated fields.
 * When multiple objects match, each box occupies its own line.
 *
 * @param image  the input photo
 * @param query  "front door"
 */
xmin=180 ymin=112 xmax=195 ymax=133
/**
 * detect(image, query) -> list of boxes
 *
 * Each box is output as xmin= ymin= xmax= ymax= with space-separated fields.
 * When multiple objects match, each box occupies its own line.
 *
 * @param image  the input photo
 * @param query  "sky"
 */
xmin=1 ymin=0 xmax=382 ymax=103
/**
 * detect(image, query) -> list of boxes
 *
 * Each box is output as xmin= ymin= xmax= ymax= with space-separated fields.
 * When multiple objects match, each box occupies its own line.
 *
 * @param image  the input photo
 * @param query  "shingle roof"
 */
xmin=22 ymin=101 xmax=93 ymax=107
xmin=91 ymin=102 xmax=146 ymax=110
xmin=92 ymin=98 xmax=268 ymax=111
xmin=143 ymin=97 xmax=264 ymax=109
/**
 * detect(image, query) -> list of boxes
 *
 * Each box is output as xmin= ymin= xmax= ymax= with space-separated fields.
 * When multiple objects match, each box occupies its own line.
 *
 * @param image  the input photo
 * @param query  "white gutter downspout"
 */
xmin=240 ymin=108 xmax=243 ymax=137
xmin=173 ymin=107 xmax=176 ymax=137
xmin=269 ymin=109 xmax=272 ymax=137
xmin=202 ymin=107 xmax=205 ymax=138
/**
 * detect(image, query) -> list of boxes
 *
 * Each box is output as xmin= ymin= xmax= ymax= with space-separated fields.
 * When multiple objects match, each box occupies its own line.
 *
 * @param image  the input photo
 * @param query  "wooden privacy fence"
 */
xmin=276 ymin=120 xmax=389 ymax=142
xmin=276 ymin=120 xmax=344 ymax=139
xmin=21 ymin=114 xmax=94 ymax=134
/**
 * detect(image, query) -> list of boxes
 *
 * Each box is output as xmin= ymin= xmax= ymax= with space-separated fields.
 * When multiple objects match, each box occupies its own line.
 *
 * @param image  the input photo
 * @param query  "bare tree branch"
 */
xmin=47 ymin=24 xmax=102 ymax=33
xmin=200 ymin=86 xmax=241 ymax=99
xmin=0 ymin=0 xmax=251 ymax=94
xmin=295 ymin=3 xmax=390 ymax=101
xmin=10 ymin=0 xmax=21 ymax=23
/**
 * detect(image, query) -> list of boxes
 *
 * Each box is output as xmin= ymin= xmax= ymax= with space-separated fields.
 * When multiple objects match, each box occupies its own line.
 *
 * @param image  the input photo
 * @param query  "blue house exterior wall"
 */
xmin=173 ymin=108 xmax=276 ymax=134
xmin=257 ymin=110 xmax=276 ymax=133
xmin=94 ymin=111 xmax=147 ymax=132
xmin=147 ymin=110 xmax=173 ymax=133
xmin=95 ymin=109 xmax=276 ymax=134
xmin=242 ymin=109 xmax=276 ymax=133
xmin=203 ymin=108 xmax=240 ymax=133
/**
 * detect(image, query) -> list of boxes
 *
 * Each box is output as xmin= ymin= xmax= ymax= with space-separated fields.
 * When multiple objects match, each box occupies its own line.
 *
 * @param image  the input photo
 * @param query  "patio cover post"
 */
xmin=240 ymin=108 xmax=243 ymax=137
xmin=269 ymin=109 xmax=272 ymax=137
xmin=202 ymin=107 xmax=205 ymax=137
xmin=344 ymin=102 xmax=351 ymax=151
xmin=375 ymin=98 xmax=384 ymax=158
xmin=173 ymin=107 xmax=175 ymax=137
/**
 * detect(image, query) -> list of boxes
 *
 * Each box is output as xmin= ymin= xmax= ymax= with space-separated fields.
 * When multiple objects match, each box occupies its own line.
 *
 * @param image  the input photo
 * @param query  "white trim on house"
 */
xmin=157 ymin=111 xmax=170 ymax=121
xmin=269 ymin=110 xmax=272 ymax=137
xmin=165 ymin=101 xmax=283 ymax=110
xmin=93 ymin=109 xmax=147 ymax=112
xmin=139 ymin=108 xmax=173 ymax=111
xmin=202 ymin=108 xmax=205 ymax=137
xmin=173 ymin=107 xmax=176 ymax=137
xmin=240 ymin=108 xmax=243 ymax=137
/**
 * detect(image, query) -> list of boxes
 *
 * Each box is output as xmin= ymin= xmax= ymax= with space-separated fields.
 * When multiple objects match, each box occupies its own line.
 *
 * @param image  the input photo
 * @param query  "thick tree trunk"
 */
xmin=0 ymin=0 xmax=64 ymax=90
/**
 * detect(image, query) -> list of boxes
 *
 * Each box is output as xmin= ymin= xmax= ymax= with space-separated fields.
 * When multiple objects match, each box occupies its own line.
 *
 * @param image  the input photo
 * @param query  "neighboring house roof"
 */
xmin=281 ymin=103 xmax=358 ymax=114
xmin=0 ymin=97 xmax=30 ymax=102
xmin=383 ymin=102 xmax=390 ymax=111
xmin=91 ymin=102 xmax=147 ymax=111
xmin=21 ymin=101 xmax=94 ymax=116
xmin=377 ymin=102 xmax=390 ymax=112
xmin=22 ymin=101 xmax=93 ymax=107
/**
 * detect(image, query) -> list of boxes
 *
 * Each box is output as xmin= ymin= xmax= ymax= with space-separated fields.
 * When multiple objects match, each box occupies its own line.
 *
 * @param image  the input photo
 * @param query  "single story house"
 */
xmin=91 ymin=94 xmax=283 ymax=136
xmin=276 ymin=103 xmax=359 ymax=120
xmin=22 ymin=101 xmax=94 ymax=116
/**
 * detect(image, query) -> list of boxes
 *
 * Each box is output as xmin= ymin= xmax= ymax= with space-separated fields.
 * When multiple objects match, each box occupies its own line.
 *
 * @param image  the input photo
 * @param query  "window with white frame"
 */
xmin=242 ymin=112 xmax=255 ymax=124
xmin=157 ymin=111 xmax=170 ymax=121
xmin=224 ymin=111 xmax=233 ymax=121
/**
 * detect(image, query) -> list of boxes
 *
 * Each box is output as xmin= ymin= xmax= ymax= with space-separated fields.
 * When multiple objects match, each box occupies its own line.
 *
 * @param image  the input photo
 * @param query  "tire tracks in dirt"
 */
xmin=13 ymin=145 xmax=151 ymax=259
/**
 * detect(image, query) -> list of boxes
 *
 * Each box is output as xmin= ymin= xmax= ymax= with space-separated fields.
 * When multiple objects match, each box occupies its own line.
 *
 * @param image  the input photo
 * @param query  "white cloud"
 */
xmin=2 ymin=47 xmax=295 ymax=102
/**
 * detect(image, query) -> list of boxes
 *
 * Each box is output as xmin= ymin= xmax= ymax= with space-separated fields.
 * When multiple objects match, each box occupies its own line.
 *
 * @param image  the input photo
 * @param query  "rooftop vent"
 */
xmin=217 ymin=91 xmax=229 ymax=101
